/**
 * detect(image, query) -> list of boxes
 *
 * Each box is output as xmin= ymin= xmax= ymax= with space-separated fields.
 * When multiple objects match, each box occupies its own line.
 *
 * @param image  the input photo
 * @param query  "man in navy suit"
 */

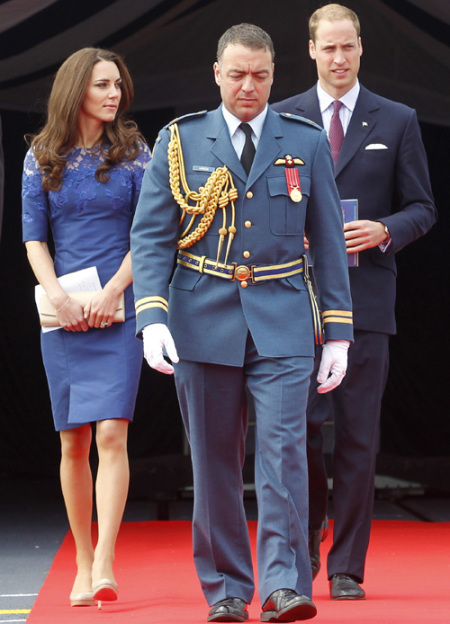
xmin=131 ymin=23 xmax=354 ymax=623
xmin=272 ymin=3 xmax=436 ymax=600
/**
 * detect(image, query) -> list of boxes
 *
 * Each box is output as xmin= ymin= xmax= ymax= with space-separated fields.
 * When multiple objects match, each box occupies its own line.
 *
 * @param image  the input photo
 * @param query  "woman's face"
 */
xmin=79 ymin=60 xmax=122 ymax=126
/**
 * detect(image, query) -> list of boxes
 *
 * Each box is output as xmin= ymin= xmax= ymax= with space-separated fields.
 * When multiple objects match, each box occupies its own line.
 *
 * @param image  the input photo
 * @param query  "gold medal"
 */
xmin=285 ymin=167 xmax=302 ymax=203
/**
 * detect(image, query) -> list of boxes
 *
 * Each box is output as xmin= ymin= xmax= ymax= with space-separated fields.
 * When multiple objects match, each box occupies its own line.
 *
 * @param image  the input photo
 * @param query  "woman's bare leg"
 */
xmin=92 ymin=419 xmax=130 ymax=585
xmin=60 ymin=425 xmax=94 ymax=595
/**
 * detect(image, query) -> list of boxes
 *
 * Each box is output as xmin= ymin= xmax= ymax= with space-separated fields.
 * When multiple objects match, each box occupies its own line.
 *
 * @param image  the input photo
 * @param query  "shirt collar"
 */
xmin=316 ymin=80 xmax=360 ymax=114
xmin=221 ymin=104 xmax=268 ymax=142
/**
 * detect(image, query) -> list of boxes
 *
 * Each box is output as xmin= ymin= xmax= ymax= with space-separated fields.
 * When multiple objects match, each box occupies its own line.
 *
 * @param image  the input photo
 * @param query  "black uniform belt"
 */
xmin=177 ymin=251 xmax=304 ymax=284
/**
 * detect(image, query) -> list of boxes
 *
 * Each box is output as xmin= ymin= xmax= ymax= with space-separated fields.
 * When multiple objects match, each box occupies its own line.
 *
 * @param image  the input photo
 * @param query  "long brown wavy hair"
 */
xmin=29 ymin=48 xmax=146 ymax=191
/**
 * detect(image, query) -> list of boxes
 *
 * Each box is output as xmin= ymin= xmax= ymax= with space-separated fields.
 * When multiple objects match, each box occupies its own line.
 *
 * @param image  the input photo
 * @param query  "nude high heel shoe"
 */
xmin=70 ymin=591 xmax=95 ymax=607
xmin=92 ymin=579 xmax=119 ymax=609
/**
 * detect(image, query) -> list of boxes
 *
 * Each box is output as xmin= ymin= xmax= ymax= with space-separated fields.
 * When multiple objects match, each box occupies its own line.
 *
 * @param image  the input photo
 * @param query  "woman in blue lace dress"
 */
xmin=22 ymin=48 xmax=151 ymax=607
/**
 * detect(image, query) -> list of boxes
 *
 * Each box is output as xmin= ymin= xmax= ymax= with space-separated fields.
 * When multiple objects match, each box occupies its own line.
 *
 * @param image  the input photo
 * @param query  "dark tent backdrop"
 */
xmin=0 ymin=0 xmax=449 ymax=489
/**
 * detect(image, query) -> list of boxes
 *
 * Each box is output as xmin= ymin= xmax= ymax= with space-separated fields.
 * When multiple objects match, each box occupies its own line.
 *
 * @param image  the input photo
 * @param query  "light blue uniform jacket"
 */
xmin=131 ymin=106 xmax=353 ymax=362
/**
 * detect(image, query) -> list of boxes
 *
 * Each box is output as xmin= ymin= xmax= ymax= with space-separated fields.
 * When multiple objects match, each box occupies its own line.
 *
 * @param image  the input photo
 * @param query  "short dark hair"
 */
xmin=309 ymin=4 xmax=360 ymax=42
xmin=217 ymin=23 xmax=275 ymax=63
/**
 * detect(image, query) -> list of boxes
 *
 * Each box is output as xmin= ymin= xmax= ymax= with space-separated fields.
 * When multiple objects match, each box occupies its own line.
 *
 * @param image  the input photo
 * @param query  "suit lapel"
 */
xmin=288 ymin=86 xmax=381 ymax=178
xmin=335 ymin=87 xmax=379 ymax=177
xmin=290 ymin=87 xmax=322 ymax=126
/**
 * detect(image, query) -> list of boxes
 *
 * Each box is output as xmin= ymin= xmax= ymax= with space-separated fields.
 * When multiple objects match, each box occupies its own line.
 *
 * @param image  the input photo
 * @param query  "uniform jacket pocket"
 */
xmin=267 ymin=174 xmax=310 ymax=235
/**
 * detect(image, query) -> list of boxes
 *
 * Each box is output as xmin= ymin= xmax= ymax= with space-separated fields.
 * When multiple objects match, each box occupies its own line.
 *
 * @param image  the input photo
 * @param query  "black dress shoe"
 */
xmin=207 ymin=597 xmax=249 ymax=622
xmin=329 ymin=574 xmax=365 ymax=600
xmin=261 ymin=589 xmax=317 ymax=622
xmin=309 ymin=517 xmax=329 ymax=580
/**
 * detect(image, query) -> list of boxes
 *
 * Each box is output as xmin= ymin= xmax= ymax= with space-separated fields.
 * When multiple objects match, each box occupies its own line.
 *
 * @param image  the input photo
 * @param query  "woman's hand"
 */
xmin=56 ymin=296 xmax=89 ymax=332
xmin=84 ymin=288 xmax=122 ymax=329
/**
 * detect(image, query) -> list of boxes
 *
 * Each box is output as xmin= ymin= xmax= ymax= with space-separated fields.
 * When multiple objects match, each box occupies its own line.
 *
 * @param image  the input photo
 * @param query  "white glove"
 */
xmin=317 ymin=340 xmax=350 ymax=394
xmin=142 ymin=323 xmax=179 ymax=375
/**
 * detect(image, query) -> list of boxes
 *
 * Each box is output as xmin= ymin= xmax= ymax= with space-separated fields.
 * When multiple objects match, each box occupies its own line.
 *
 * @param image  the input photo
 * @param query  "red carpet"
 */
xmin=27 ymin=520 xmax=450 ymax=623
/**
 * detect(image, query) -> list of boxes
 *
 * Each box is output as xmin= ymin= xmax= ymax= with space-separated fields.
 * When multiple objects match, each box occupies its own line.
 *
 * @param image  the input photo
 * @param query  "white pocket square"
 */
xmin=365 ymin=143 xmax=388 ymax=150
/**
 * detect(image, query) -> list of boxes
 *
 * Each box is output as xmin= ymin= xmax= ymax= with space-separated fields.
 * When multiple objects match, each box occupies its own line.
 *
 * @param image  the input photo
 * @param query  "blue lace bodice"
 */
xmin=22 ymin=143 xmax=151 ymax=285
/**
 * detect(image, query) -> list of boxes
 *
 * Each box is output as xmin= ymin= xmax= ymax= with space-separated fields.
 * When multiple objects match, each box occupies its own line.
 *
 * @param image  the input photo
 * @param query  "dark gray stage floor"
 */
xmin=1 ymin=470 xmax=449 ymax=623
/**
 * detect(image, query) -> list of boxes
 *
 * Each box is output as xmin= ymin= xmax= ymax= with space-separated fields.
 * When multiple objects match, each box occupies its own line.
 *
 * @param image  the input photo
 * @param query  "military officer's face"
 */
xmin=214 ymin=43 xmax=274 ymax=122
xmin=309 ymin=18 xmax=362 ymax=99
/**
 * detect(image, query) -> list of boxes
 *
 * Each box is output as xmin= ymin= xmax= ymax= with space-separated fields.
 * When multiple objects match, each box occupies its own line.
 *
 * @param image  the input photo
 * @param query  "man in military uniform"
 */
xmin=131 ymin=24 xmax=353 ymax=623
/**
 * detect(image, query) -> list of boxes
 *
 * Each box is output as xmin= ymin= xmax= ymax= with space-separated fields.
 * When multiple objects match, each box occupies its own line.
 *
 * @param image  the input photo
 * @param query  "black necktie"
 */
xmin=239 ymin=122 xmax=255 ymax=175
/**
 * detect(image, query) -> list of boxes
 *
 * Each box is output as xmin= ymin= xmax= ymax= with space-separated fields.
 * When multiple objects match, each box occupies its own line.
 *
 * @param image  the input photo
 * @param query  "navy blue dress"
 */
xmin=22 ymin=144 xmax=151 ymax=430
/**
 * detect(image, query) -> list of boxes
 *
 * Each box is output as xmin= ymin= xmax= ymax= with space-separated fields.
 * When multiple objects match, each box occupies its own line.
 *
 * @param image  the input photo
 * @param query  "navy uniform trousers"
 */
xmin=175 ymin=333 xmax=314 ymax=605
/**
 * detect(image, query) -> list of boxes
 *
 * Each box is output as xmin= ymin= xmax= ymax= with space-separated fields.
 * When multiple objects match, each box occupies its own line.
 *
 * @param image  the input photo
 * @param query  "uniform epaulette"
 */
xmin=166 ymin=110 xmax=208 ymax=127
xmin=278 ymin=112 xmax=322 ymax=130
xmin=153 ymin=111 xmax=208 ymax=150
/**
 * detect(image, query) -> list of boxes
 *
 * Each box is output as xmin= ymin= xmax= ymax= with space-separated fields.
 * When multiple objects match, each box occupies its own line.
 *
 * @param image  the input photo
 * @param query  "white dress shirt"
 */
xmin=316 ymin=80 xmax=360 ymax=137
xmin=221 ymin=104 xmax=268 ymax=159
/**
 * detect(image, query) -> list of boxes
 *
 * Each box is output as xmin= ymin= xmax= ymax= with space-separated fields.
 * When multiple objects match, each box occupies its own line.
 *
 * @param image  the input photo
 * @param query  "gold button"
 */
xmin=243 ymin=251 xmax=250 ymax=259
xmin=245 ymin=221 xmax=252 ymax=228
xmin=246 ymin=191 xmax=253 ymax=199
xmin=240 ymin=281 xmax=248 ymax=288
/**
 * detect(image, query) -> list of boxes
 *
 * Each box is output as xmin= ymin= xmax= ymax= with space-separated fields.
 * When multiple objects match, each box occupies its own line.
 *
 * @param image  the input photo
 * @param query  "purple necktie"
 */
xmin=329 ymin=100 xmax=344 ymax=165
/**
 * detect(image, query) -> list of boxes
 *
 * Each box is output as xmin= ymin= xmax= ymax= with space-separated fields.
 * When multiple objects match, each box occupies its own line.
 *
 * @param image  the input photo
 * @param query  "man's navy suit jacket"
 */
xmin=272 ymin=85 xmax=437 ymax=334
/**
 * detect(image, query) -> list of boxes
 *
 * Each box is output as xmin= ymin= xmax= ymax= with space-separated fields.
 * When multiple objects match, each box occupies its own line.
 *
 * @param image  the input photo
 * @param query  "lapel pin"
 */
xmin=362 ymin=121 xmax=368 ymax=127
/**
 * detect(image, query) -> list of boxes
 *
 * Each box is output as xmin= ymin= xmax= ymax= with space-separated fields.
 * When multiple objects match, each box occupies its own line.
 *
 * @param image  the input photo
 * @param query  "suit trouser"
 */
xmin=174 ymin=334 xmax=314 ymax=606
xmin=307 ymin=330 xmax=390 ymax=582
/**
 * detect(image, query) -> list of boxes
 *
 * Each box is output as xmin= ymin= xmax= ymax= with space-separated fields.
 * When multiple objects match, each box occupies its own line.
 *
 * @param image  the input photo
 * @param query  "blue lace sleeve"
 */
xmin=22 ymin=148 xmax=49 ymax=243
xmin=131 ymin=142 xmax=152 ymax=212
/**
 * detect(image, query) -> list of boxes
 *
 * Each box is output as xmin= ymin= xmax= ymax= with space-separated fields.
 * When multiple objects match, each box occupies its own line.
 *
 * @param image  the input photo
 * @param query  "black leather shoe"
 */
xmin=207 ymin=597 xmax=249 ymax=622
xmin=329 ymin=574 xmax=365 ymax=600
xmin=261 ymin=589 xmax=317 ymax=622
xmin=309 ymin=517 xmax=329 ymax=580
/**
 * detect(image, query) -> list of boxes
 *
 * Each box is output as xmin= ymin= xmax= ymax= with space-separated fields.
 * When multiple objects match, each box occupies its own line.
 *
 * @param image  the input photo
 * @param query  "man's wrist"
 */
xmin=378 ymin=221 xmax=390 ymax=242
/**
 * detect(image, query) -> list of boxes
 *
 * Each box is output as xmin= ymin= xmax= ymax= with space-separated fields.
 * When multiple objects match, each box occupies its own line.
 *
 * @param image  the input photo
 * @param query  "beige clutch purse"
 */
xmin=39 ymin=291 xmax=125 ymax=327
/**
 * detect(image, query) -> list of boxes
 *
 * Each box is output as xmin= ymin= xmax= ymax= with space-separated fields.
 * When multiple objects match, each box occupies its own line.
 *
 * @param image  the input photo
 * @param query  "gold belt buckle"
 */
xmin=233 ymin=264 xmax=253 ymax=282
